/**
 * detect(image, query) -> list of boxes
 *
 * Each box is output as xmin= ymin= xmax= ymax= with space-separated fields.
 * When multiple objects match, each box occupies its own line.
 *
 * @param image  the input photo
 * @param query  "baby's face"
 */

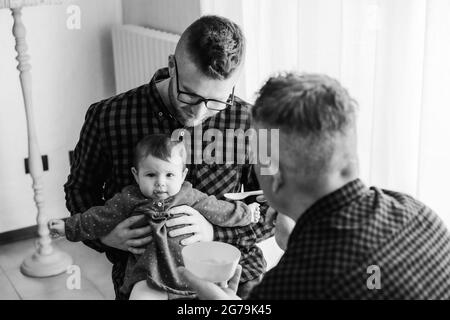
xmin=134 ymin=153 xmax=186 ymax=200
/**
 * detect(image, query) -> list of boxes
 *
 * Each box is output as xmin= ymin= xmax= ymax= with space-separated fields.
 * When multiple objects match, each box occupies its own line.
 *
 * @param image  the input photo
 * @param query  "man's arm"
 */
xmin=211 ymin=212 xmax=275 ymax=250
xmin=64 ymin=103 xmax=109 ymax=252
xmin=212 ymin=164 xmax=276 ymax=249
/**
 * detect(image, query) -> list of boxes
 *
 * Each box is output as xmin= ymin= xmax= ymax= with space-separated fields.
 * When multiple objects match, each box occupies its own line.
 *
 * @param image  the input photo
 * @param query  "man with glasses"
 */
xmin=64 ymin=15 xmax=275 ymax=300
xmin=172 ymin=56 xmax=235 ymax=117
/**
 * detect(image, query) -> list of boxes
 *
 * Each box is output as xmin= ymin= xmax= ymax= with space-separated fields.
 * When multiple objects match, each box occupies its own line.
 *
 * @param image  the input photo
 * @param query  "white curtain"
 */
xmin=202 ymin=0 xmax=450 ymax=226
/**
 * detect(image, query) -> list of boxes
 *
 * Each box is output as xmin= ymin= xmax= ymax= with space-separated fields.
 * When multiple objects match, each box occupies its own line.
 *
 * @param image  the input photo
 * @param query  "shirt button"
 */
xmin=157 ymin=202 xmax=162 ymax=207
xmin=158 ymin=112 xmax=163 ymax=117
xmin=180 ymin=131 xmax=185 ymax=137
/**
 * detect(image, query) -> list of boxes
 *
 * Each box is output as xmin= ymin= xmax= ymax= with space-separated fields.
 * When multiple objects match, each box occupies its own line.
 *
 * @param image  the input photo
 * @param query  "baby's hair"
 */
xmin=133 ymin=134 xmax=187 ymax=170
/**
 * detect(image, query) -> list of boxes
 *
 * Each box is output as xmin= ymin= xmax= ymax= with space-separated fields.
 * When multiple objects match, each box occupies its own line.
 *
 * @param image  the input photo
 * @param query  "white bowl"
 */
xmin=181 ymin=241 xmax=241 ymax=283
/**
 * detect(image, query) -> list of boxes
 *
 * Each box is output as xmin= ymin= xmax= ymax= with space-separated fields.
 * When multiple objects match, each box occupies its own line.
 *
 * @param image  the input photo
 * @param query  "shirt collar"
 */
xmin=149 ymin=67 xmax=181 ymax=124
xmin=290 ymin=178 xmax=368 ymax=239
xmin=153 ymin=67 xmax=170 ymax=84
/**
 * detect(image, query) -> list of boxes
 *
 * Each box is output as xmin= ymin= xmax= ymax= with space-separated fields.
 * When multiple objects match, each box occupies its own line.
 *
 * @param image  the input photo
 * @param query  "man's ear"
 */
xmin=168 ymin=54 xmax=175 ymax=77
xmin=271 ymin=168 xmax=284 ymax=195
xmin=131 ymin=167 xmax=139 ymax=184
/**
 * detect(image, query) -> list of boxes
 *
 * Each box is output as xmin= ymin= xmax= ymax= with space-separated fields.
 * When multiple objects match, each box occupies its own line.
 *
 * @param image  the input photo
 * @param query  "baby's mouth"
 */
xmin=153 ymin=190 xmax=168 ymax=196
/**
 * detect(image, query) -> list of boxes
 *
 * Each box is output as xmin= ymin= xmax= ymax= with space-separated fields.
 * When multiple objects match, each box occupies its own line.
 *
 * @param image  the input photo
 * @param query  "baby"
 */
xmin=49 ymin=134 xmax=260 ymax=299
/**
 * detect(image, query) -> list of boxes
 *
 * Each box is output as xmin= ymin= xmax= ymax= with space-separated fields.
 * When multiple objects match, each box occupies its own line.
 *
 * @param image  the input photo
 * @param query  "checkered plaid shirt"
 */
xmin=250 ymin=179 xmax=450 ymax=299
xmin=64 ymin=68 xmax=275 ymax=298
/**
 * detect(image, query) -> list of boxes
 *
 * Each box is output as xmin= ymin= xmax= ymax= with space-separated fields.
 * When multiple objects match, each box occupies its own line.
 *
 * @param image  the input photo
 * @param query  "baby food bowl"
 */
xmin=181 ymin=241 xmax=241 ymax=283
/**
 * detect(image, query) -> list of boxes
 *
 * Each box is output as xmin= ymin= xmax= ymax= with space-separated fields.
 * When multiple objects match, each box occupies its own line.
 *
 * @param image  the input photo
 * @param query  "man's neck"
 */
xmin=287 ymin=170 xmax=358 ymax=222
xmin=155 ymin=78 xmax=184 ymax=124
xmin=155 ymin=78 xmax=170 ymax=109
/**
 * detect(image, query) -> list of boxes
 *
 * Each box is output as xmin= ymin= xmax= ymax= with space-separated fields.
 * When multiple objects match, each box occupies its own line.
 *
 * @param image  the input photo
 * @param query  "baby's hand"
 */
xmin=48 ymin=219 xmax=66 ymax=238
xmin=248 ymin=202 xmax=261 ymax=223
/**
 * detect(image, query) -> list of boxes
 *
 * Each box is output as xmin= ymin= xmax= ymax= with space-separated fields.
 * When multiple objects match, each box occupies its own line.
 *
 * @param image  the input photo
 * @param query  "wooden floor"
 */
xmin=0 ymin=236 xmax=283 ymax=300
xmin=0 ymin=237 xmax=115 ymax=300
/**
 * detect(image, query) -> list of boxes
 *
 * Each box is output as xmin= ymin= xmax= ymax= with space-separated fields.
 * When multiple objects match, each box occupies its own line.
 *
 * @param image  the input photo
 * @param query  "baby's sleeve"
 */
xmin=64 ymin=188 xmax=135 ymax=241
xmin=189 ymin=188 xmax=255 ymax=227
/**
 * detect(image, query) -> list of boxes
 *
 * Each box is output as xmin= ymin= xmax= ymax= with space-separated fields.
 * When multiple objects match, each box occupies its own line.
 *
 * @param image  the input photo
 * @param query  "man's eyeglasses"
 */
xmin=173 ymin=57 xmax=235 ymax=111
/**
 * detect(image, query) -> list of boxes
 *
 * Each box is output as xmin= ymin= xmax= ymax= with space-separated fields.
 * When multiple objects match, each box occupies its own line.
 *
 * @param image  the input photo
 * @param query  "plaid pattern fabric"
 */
xmin=64 ymin=68 xmax=274 ymax=299
xmin=249 ymin=179 xmax=450 ymax=299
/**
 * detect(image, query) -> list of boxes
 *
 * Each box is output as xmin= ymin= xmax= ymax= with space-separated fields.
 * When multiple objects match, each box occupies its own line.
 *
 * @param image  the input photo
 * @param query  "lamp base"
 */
xmin=20 ymin=248 xmax=73 ymax=278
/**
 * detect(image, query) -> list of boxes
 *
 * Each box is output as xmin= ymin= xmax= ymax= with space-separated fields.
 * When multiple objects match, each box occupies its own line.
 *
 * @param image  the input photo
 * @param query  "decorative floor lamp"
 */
xmin=0 ymin=0 xmax=72 ymax=277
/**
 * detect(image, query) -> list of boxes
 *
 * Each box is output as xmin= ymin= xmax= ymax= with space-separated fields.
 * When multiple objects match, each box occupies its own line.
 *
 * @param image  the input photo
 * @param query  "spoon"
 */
xmin=224 ymin=190 xmax=264 ymax=201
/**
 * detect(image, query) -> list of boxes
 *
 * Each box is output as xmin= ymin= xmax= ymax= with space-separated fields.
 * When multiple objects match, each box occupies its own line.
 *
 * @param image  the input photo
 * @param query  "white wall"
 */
xmin=122 ymin=0 xmax=201 ymax=34
xmin=0 ymin=0 xmax=122 ymax=233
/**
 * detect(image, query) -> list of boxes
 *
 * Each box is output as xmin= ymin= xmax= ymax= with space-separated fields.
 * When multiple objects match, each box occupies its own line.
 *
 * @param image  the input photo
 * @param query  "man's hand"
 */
xmin=166 ymin=205 xmax=214 ymax=245
xmin=100 ymin=215 xmax=152 ymax=254
xmin=178 ymin=265 xmax=242 ymax=300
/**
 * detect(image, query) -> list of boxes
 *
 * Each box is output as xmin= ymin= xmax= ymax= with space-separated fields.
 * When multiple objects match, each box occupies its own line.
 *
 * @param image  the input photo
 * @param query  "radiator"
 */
xmin=112 ymin=25 xmax=180 ymax=94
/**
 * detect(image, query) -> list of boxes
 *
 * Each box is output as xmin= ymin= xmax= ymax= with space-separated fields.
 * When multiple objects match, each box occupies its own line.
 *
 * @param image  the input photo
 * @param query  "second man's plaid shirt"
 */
xmin=249 ymin=179 xmax=450 ymax=299
xmin=64 ymin=68 xmax=275 ymax=298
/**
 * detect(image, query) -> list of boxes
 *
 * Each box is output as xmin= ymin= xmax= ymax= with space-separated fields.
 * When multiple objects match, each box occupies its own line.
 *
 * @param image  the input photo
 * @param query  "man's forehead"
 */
xmin=176 ymin=54 xmax=239 ymax=98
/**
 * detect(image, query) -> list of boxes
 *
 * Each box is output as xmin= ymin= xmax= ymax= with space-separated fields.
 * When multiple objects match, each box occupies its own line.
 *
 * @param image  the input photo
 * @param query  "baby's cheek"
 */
xmin=140 ymin=184 xmax=154 ymax=198
xmin=169 ymin=181 xmax=183 ymax=195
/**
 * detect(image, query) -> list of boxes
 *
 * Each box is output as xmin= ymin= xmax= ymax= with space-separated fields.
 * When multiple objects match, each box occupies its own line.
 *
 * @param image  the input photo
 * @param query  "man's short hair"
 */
xmin=252 ymin=73 xmax=358 ymax=181
xmin=252 ymin=72 xmax=357 ymax=136
xmin=180 ymin=15 xmax=245 ymax=80
xmin=133 ymin=134 xmax=187 ymax=169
